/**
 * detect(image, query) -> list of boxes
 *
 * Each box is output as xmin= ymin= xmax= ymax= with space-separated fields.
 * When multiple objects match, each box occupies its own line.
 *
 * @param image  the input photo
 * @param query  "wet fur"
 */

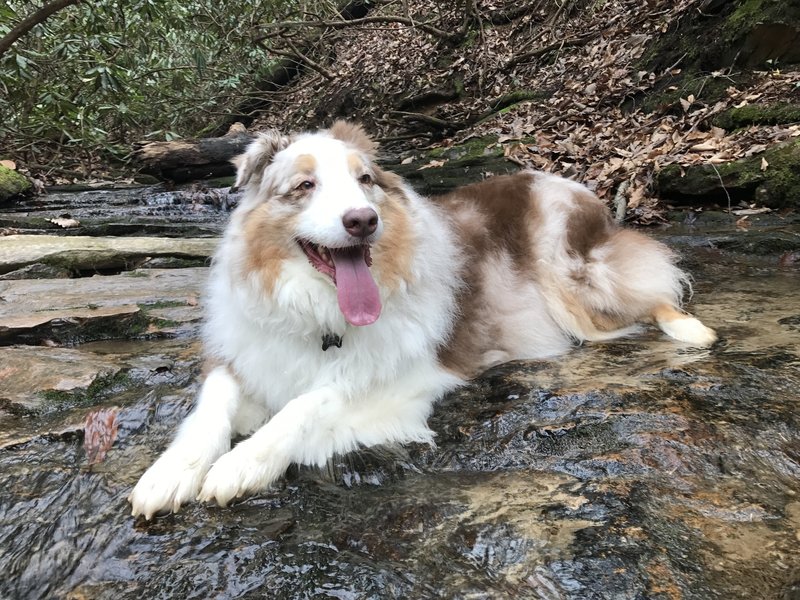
xmin=129 ymin=122 xmax=716 ymax=518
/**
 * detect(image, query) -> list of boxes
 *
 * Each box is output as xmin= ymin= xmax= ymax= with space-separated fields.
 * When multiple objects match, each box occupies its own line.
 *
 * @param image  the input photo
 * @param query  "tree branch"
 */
xmin=388 ymin=111 xmax=452 ymax=129
xmin=0 ymin=0 xmax=82 ymax=59
xmin=270 ymin=40 xmax=335 ymax=80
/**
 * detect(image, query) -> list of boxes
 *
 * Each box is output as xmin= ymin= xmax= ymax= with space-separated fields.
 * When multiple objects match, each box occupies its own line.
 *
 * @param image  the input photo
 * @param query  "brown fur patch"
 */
xmin=435 ymin=172 xmax=539 ymax=375
xmin=241 ymin=203 xmax=295 ymax=294
xmin=374 ymin=166 xmax=406 ymax=198
xmin=232 ymin=131 xmax=290 ymax=191
xmin=437 ymin=172 xmax=538 ymax=269
xmin=371 ymin=189 xmax=414 ymax=292
xmin=651 ymin=303 xmax=687 ymax=324
xmin=347 ymin=152 xmax=365 ymax=176
xmin=329 ymin=121 xmax=377 ymax=157
xmin=566 ymin=190 xmax=614 ymax=258
xmin=200 ymin=357 xmax=225 ymax=379
xmin=589 ymin=309 xmax=632 ymax=331
xmin=295 ymin=153 xmax=317 ymax=175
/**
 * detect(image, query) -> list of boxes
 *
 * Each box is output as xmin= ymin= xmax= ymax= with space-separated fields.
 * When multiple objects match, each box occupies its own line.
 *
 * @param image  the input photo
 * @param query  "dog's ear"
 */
xmin=329 ymin=120 xmax=377 ymax=159
xmin=231 ymin=131 xmax=290 ymax=192
xmin=374 ymin=165 xmax=404 ymax=193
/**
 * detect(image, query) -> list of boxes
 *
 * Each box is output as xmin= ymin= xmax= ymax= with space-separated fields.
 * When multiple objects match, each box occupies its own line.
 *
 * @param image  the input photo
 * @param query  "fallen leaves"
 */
xmin=680 ymin=94 xmax=695 ymax=112
xmin=418 ymin=159 xmax=447 ymax=170
xmin=83 ymin=407 xmax=119 ymax=466
xmin=731 ymin=207 xmax=771 ymax=216
xmin=13 ymin=0 xmax=795 ymax=222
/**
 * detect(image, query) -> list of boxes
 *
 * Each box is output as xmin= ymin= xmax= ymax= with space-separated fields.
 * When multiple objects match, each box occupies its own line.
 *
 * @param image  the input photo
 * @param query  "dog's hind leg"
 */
xmin=652 ymin=303 xmax=717 ymax=346
xmin=129 ymin=365 xmax=241 ymax=519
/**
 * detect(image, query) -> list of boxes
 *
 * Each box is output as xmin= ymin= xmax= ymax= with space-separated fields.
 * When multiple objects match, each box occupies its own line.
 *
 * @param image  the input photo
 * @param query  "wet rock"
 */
xmin=0 ymin=263 xmax=72 ymax=280
xmin=2 ymin=187 xmax=229 ymax=237
xmin=0 ymin=338 xmax=201 ymax=447
xmin=0 ymin=235 xmax=216 ymax=276
xmin=0 ymin=226 xmax=799 ymax=599
xmin=0 ymin=268 xmax=206 ymax=345
xmin=0 ymin=346 xmax=130 ymax=414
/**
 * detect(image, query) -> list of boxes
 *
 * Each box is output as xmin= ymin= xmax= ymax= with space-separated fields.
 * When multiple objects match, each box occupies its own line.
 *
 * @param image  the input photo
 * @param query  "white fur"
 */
xmin=129 ymin=126 xmax=715 ymax=518
xmin=128 ymin=367 xmax=240 ymax=519
xmin=656 ymin=315 xmax=718 ymax=346
xmin=130 ymin=131 xmax=462 ymax=517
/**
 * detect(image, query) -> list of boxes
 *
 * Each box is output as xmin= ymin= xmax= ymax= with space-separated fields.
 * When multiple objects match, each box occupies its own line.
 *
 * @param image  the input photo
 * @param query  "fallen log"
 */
xmin=133 ymin=123 xmax=254 ymax=183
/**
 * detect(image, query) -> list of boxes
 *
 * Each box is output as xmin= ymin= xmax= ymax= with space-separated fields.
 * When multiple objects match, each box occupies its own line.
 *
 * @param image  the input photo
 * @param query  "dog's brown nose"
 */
xmin=342 ymin=208 xmax=379 ymax=238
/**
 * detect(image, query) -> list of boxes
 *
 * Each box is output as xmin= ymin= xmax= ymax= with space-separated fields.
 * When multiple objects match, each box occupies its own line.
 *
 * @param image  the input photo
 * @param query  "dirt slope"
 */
xmin=251 ymin=0 xmax=800 ymax=221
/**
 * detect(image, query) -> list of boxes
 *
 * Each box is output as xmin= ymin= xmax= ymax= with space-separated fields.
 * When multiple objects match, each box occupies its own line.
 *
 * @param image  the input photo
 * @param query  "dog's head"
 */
xmin=231 ymin=121 xmax=411 ymax=327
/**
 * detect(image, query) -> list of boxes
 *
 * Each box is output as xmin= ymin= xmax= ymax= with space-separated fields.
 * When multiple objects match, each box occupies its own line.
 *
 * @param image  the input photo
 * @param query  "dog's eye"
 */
xmin=358 ymin=173 xmax=373 ymax=185
xmin=297 ymin=180 xmax=315 ymax=191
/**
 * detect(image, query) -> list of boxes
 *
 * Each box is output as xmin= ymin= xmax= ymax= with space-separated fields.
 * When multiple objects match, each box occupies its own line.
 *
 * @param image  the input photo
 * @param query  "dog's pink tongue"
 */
xmin=330 ymin=246 xmax=381 ymax=326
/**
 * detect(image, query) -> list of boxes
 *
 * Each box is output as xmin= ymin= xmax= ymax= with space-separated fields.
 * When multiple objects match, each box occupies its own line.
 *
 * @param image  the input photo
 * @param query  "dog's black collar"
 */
xmin=322 ymin=333 xmax=343 ymax=351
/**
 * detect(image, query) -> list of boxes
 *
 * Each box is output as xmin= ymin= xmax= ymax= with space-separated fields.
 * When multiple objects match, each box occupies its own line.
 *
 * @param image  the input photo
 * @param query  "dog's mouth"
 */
xmin=299 ymin=240 xmax=381 ymax=327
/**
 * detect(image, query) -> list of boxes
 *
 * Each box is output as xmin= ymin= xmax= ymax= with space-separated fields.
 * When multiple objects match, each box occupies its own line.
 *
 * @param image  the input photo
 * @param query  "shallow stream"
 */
xmin=0 ymin=187 xmax=798 ymax=599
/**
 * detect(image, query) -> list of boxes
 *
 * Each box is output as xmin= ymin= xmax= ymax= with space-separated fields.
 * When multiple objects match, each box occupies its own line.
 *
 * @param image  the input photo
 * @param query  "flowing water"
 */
xmin=0 ymin=188 xmax=798 ymax=599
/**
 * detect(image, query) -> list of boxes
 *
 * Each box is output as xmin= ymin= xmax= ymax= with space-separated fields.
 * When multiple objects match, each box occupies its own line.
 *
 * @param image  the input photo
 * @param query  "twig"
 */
xmin=662 ymin=52 xmax=688 ymax=75
xmin=710 ymin=163 xmax=733 ymax=216
xmin=507 ymin=30 xmax=599 ymax=68
xmin=375 ymin=132 xmax=432 ymax=143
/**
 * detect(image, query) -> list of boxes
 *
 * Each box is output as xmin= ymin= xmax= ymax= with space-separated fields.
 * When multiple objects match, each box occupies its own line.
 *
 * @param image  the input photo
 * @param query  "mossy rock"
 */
xmin=0 ymin=165 xmax=32 ymax=204
xmin=722 ymin=0 xmax=800 ymax=67
xmin=635 ymin=0 xmax=800 ymax=113
xmin=713 ymin=102 xmax=800 ymax=130
xmin=385 ymin=136 xmax=518 ymax=195
xmin=657 ymin=139 xmax=800 ymax=208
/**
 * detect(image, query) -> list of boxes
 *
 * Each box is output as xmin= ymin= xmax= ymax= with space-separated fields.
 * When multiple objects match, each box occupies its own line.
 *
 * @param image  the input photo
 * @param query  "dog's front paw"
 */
xmin=129 ymin=452 xmax=211 ymax=519
xmin=198 ymin=443 xmax=287 ymax=507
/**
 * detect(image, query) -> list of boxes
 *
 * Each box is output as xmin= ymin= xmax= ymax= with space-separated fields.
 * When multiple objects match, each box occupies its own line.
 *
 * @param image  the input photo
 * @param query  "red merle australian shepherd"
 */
xmin=129 ymin=122 xmax=716 ymax=519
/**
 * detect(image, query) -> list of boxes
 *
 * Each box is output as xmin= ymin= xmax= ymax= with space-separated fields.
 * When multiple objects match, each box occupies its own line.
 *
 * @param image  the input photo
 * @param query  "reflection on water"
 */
xmin=1 ymin=221 xmax=799 ymax=599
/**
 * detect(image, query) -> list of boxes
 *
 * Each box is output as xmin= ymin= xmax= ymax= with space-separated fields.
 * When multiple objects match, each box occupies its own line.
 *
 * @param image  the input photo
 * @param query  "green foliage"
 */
xmin=0 ymin=0 xmax=320 ymax=170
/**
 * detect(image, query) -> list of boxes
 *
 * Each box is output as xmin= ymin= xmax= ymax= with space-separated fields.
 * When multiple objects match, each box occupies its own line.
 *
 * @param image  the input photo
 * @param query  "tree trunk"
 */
xmin=133 ymin=123 xmax=254 ymax=182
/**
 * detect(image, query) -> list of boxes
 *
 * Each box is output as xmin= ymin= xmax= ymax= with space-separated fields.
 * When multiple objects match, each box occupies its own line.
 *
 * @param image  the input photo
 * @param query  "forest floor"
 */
xmin=247 ymin=0 xmax=800 ymax=222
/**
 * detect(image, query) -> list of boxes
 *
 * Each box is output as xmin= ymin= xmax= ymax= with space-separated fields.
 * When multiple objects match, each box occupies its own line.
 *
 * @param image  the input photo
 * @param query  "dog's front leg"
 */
xmin=198 ymin=385 xmax=435 ymax=507
xmin=129 ymin=366 xmax=240 ymax=519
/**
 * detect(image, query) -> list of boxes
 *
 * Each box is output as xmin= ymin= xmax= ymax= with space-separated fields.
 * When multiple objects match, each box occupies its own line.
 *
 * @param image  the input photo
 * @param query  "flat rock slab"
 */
xmin=0 ymin=268 xmax=208 ymax=344
xmin=0 ymin=234 xmax=217 ymax=275
xmin=0 ymin=338 xmax=202 ymax=447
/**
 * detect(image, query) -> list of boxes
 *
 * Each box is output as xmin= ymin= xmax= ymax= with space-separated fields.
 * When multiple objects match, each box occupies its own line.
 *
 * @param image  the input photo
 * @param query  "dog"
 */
xmin=128 ymin=121 xmax=716 ymax=519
